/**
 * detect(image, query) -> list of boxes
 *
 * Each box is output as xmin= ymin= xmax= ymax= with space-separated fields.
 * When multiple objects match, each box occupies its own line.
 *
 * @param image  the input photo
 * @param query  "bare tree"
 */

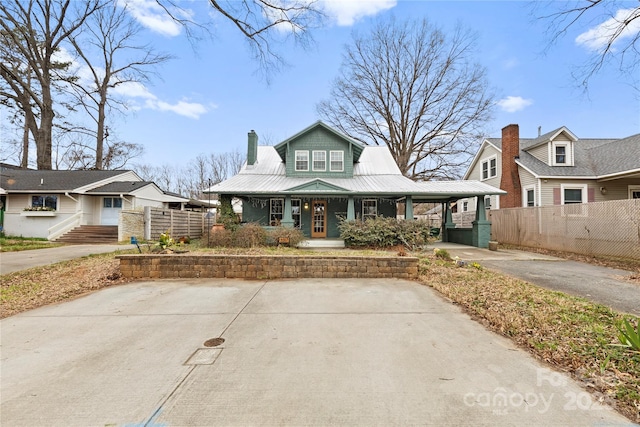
xmin=0 ymin=0 xmax=102 ymax=169
xmin=66 ymin=2 xmax=170 ymax=169
xmin=533 ymin=1 xmax=640 ymax=89
xmin=158 ymin=0 xmax=324 ymax=78
xmin=135 ymin=150 xmax=245 ymax=197
xmin=317 ymin=18 xmax=494 ymax=181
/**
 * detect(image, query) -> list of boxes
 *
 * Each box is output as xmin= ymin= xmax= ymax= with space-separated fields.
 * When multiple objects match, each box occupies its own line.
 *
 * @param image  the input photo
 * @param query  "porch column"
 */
xmin=405 ymin=196 xmax=414 ymax=220
xmin=281 ymin=195 xmax=294 ymax=228
xmin=443 ymin=201 xmax=455 ymax=242
xmin=347 ymin=196 xmax=355 ymax=220
xmin=472 ymin=196 xmax=491 ymax=248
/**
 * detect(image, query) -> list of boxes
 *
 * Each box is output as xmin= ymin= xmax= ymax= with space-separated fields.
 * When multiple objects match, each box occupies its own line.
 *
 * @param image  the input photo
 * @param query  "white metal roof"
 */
xmin=208 ymin=145 xmax=505 ymax=199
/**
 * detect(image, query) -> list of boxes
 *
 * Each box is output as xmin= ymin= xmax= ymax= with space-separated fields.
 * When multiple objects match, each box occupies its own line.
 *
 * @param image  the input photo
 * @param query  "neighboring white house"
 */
xmin=459 ymin=124 xmax=640 ymax=212
xmin=0 ymin=166 xmax=190 ymax=240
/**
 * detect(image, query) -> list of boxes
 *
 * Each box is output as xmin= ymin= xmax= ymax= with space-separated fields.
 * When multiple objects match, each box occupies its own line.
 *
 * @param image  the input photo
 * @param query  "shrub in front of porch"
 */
xmin=208 ymin=224 xmax=305 ymax=248
xmin=339 ymin=217 xmax=430 ymax=249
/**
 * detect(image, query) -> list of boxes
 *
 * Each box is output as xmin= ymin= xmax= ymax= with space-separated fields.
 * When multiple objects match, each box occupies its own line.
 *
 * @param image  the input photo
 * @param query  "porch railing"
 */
xmin=48 ymin=211 xmax=83 ymax=241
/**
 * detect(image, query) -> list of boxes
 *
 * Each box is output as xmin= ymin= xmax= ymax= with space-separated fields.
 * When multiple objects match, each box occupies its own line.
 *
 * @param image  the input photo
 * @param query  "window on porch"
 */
xmin=363 ymin=199 xmax=377 ymax=219
xmin=270 ymin=198 xmax=283 ymax=225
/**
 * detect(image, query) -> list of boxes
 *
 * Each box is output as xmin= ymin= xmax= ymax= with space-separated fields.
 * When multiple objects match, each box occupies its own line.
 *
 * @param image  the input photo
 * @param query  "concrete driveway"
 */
xmin=0 ymin=278 xmax=629 ymax=426
xmin=0 ymin=244 xmax=135 ymax=275
xmin=433 ymin=243 xmax=640 ymax=316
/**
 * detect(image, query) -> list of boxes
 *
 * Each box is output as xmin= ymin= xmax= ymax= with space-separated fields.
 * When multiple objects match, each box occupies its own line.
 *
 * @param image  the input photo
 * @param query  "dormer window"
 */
xmin=555 ymin=145 xmax=566 ymax=164
xmin=551 ymin=140 xmax=573 ymax=166
xmin=295 ymin=150 xmax=309 ymax=171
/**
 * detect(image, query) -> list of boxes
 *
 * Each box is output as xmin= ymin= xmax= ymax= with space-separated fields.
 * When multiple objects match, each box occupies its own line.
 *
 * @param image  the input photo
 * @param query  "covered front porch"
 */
xmin=224 ymin=180 xmax=504 ymax=248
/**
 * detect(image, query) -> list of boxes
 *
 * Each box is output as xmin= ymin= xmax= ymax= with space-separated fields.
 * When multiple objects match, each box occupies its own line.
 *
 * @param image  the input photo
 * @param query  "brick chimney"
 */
xmin=247 ymin=130 xmax=258 ymax=166
xmin=499 ymin=124 xmax=522 ymax=208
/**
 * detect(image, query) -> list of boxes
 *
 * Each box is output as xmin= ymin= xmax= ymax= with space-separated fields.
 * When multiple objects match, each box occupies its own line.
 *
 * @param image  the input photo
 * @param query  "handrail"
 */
xmin=48 ymin=211 xmax=83 ymax=241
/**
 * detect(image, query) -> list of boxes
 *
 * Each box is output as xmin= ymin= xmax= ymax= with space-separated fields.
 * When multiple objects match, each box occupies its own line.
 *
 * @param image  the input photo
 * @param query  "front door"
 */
xmin=101 ymin=197 xmax=122 ymax=225
xmin=311 ymin=200 xmax=327 ymax=238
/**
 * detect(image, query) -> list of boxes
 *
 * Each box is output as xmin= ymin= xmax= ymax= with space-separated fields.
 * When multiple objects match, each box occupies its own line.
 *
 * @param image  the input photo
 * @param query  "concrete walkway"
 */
xmin=0 ymin=278 xmax=629 ymax=426
xmin=434 ymin=243 xmax=640 ymax=316
xmin=0 ymin=244 xmax=135 ymax=275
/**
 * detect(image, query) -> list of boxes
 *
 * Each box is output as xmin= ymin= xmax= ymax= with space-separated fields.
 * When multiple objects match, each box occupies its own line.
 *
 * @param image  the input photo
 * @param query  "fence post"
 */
xmin=144 ymin=206 xmax=151 ymax=240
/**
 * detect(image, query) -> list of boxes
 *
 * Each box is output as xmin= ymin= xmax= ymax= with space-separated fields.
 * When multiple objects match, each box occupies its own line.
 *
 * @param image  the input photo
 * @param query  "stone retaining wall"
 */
xmin=117 ymin=255 xmax=419 ymax=280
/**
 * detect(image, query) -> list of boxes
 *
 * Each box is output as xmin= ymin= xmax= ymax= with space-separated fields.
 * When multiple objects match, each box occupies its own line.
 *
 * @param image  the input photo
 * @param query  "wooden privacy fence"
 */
xmin=119 ymin=207 xmax=204 ymax=242
xmin=489 ymin=199 xmax=640 ymax=259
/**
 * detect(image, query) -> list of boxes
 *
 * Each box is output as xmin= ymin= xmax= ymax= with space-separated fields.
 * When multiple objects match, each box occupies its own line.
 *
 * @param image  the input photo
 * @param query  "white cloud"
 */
xmin=497 ymin=96 xmax=533 ymax=113
xmin=575 ymin=7 xmax=640 ymax=52
xmin=322 ymin=0 xmax=396 ymax=26
xmin=123 ymin=0 xmax=186 ymax=37
xmin=113 ymin=81 xmax=157 ymax=99
xmin=145 ymin=99 xmax=208 ymax=119
xmin=113 ymin=82 xmax=208 ymax=119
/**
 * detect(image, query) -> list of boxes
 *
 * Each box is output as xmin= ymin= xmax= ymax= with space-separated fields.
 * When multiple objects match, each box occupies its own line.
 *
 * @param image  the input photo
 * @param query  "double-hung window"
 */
xmin=295 ymin=151 xmax=309 ymax=171
xmin=312 ymin=151 xmax=326 ymax=171
xmin=330 ymin=151 xmax=344 ymax=172
xmin=481 ymin=157 xmax=497 ymax=180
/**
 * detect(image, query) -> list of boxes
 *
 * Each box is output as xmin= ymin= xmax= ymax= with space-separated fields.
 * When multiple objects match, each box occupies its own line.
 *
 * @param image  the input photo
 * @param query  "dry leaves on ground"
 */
xmin=1 ymin=253 xmax=130 ymax=319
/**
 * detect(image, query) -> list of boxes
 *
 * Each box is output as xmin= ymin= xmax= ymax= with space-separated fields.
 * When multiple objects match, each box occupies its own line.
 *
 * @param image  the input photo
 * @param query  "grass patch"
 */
xmin=0 ymin=235 xmax=63 ymax=252
xmin=418 ymin=255 xmax=640 ymax=423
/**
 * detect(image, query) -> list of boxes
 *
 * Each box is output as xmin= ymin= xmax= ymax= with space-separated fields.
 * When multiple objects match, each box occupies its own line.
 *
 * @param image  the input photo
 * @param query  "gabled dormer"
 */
xmin=525 ymin=127 xmax=578 ymax=167
xmin=273 ymin=121 xmax=364 ymax=179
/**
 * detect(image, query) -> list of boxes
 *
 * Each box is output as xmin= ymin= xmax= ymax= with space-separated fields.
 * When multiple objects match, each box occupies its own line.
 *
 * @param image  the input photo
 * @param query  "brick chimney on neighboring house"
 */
xmin=499 ymin=124 xmax=522 ymax=208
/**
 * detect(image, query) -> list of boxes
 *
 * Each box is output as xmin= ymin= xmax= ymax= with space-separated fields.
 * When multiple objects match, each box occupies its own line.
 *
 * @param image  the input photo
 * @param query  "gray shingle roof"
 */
xmin=86 ymin=181 xmax=153 ymax=193
xmin=0 ymin=168 xmax=130 ymax=192
xmin=486 ymin=132 xmax=639 ymax=178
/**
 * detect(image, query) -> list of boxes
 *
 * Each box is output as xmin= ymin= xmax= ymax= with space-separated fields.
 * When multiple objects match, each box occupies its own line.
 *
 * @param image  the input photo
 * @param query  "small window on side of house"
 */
xmin=484 ymin=196 xmax=491 ymax=209
xmin=481 ymin=156 xmax=497 ymax=180
xmin=526 ymin=189 xmax=535 ymax=207
xmin=462 ymin=201 xmax=468 ymax=212
xmin=295 ymin=151 xmax=309 ymax=171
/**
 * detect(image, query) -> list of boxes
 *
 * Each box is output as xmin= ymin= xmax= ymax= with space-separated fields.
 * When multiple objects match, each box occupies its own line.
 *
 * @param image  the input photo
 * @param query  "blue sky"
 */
xmin=79 ymin=1 xmax=640 ymax=166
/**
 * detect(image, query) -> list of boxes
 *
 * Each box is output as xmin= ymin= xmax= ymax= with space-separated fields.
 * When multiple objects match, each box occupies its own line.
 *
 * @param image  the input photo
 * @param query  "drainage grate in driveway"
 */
xmin=204 ymin=337 xmax=225 ymax=347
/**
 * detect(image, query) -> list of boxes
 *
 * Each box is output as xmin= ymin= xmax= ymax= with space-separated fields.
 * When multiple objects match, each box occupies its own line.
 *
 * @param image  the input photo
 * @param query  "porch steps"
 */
xmin=298 ymin=239 xmax=345 ymax=249
xmin=55 ymin=225 xmax=118 ymax=244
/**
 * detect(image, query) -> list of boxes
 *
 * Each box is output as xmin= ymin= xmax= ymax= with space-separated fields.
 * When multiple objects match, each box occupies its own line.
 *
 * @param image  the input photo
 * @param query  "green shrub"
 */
xmin=339 ymin=217 xmax=430 ymax=249
xmin=268 ymin=227 xmax=306 ymax=247
xmin=233 ymin=223 xmax=268 ymax=248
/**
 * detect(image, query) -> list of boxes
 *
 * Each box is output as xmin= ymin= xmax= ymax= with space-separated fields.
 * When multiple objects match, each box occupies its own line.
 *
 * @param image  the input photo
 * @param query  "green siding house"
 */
xmin=208 ymin=122 xmax=505 ymax=246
